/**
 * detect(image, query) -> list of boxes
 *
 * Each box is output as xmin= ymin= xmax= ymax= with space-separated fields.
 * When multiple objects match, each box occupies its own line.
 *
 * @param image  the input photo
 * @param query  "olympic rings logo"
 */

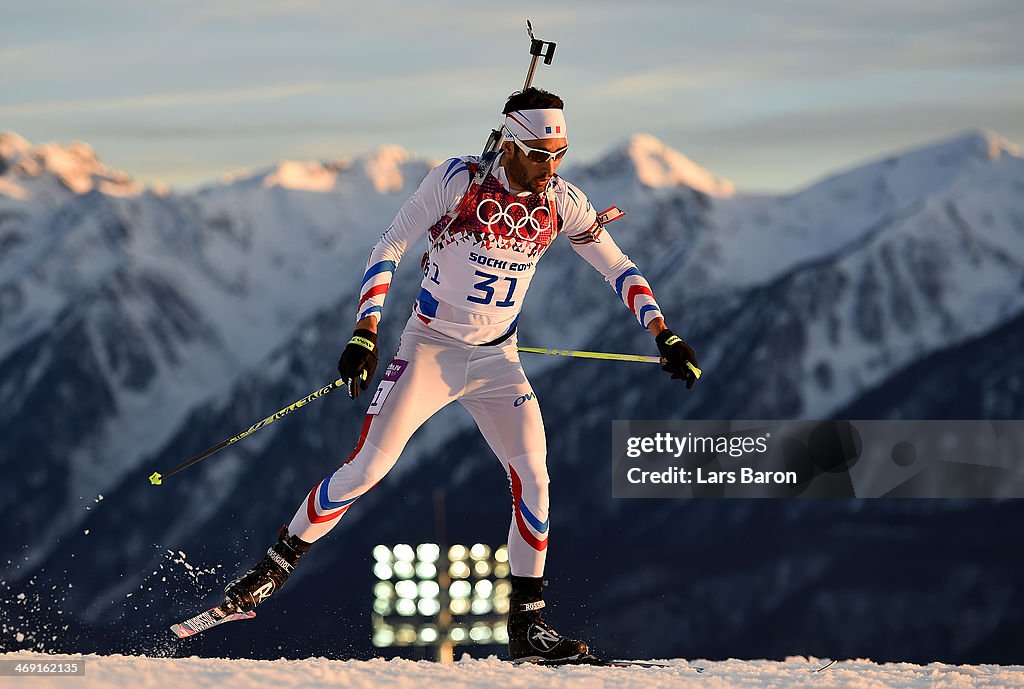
xmin=476 ymin=198 xmax=549 ymax=241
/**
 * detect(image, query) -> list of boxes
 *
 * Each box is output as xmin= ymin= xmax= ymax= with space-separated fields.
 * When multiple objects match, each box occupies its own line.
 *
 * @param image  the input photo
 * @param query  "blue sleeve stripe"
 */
xmin=614 ymin=267 xmax=643 ymax=298
xmin=638 ymin=304 xmax=660 ymax=328
xmin=443 ymin=160 xmax=468 ymax=187
xmin=566 ymin=184 xmax=580 ymax=206
xmin=361 ymin=260 xmax=397 ymax=286
xmin=357 ymin=305 xmax=383 ymax=321
xmin=442 ymin=158 xmax=460 ymax=177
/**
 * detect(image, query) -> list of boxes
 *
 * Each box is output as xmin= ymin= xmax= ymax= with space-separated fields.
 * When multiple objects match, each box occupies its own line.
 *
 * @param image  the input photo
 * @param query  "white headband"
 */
xmin=503 ymin=108 xmax=567 ymax=141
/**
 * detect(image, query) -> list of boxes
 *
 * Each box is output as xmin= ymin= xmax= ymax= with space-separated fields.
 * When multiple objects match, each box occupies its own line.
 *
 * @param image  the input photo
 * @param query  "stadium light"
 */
xmin=372 ymin=541 xmax=510 ymax=659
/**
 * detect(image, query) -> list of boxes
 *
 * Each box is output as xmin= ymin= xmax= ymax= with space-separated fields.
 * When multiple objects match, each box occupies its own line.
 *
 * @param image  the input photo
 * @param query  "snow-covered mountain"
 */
xmin=1 ymin=130 xmax=1022 ymax=663
xmin=0 ymin=136 xmax=436 ymax=565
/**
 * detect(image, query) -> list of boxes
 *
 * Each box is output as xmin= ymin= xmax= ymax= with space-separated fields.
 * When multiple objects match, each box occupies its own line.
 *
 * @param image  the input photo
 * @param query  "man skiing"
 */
xmin=223 ymin=87 xmax=699 ymax=663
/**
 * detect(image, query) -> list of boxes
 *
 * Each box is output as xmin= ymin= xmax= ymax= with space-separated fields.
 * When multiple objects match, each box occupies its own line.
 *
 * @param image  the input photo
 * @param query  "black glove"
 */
xmin=656 ymin=329 xmax=699 ymax=389
xmin=337 ymin=329 xmax=379 ymax=399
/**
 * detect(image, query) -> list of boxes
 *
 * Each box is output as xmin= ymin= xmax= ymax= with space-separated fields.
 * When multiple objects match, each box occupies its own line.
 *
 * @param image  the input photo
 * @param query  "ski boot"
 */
xmin=507 ymin=576 xmax=591 ymax=664
xmin=223 ymin=526 xmax=311 ymax=612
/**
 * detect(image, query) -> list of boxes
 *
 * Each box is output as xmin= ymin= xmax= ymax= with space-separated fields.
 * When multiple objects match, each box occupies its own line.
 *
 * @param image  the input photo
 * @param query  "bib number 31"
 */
xmin=467 ymin=270 xmax=518 ymax=307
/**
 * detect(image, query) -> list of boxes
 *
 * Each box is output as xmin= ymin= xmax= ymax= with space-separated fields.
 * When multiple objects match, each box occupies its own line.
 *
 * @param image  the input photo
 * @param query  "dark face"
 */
xmin=502 ymin=137 xmax=568 ymax=194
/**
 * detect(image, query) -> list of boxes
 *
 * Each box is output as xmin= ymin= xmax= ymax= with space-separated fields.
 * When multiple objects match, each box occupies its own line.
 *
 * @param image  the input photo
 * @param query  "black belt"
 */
xmin=477 ymin=327 xmax=517 ymax=347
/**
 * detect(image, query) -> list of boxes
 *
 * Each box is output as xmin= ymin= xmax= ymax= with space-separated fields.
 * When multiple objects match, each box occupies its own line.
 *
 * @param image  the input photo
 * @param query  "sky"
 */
xmin=2 ymin=0 xmax=1023 ymax=193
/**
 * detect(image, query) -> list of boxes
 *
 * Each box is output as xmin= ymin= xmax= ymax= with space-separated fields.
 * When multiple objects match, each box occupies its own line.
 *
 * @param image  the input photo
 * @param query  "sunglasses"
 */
xmin=509 ymin=133 xmax=569 ymax=163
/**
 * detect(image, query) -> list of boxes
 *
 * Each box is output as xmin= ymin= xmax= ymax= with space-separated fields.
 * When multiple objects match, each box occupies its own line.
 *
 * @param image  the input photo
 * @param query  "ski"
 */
xmin=170 ymin=604 xmax=255 ymax=639
xmin=602 ymin=660 xmax=675 ymax=669
xmin=515 ymin=655 xmax=678 ymax=669
xmin=575 ymin=659 xmax=672 ymax=668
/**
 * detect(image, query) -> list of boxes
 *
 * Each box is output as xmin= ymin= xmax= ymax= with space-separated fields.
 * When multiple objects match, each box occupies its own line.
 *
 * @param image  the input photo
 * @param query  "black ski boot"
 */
xmin=507 ymin=576 xmax=590 ymax=663
xmin=223 ymin=526 xmax=311 ymax=612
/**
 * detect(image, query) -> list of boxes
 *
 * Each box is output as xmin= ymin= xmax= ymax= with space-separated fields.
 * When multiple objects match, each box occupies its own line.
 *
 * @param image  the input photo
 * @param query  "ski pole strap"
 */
xmin=349 ymin=335 xmax=376 ymax=351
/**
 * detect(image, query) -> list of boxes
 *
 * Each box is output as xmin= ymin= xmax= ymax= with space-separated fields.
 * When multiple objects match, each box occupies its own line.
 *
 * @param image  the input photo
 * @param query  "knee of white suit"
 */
xmin=288 ymin=445 xmax=397 ymax=543
xmin=330 ymin=445 xmax=397 ymax=495
xmin=507 ymin=453 xmax=549 ymax=503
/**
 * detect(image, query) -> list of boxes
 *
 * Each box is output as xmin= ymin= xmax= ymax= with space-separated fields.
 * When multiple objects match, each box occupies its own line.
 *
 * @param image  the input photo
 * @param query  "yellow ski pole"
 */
xmin=148 ymin=375 xmax=362 ymax=486
xmin=517 ymin=347 xmax=702 ymax=378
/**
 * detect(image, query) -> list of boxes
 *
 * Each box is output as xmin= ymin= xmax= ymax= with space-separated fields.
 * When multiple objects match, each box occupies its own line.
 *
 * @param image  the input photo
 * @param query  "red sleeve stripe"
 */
xmin=358 ymin=283 xmax=390 ymax=309
xmin=626 ymin=284 xmax=654 ymax=314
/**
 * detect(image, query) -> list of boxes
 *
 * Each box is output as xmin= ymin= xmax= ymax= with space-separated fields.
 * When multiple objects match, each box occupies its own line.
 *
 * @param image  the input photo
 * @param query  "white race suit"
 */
xmin=287 ymin=153 xmax=665 ymax=576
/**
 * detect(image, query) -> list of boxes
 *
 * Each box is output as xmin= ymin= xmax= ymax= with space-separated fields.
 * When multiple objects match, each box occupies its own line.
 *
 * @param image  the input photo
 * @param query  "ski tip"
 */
xmin=169 ymin=622 xmax=195 ymax=639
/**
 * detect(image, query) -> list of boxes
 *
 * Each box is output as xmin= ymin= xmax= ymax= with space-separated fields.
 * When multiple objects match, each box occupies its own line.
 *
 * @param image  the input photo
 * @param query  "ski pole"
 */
xmin=518 ymin=346 xmax=702 ymax=379
xmin=148 ymin=378 xmax=348 ymax=486
xmin=480 ymin=20 xmax=557 ymax=156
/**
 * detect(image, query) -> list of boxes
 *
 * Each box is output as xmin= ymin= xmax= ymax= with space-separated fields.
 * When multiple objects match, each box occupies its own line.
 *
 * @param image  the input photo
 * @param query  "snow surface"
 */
xmin=0 ymin=652 xmax=1021 ymax=688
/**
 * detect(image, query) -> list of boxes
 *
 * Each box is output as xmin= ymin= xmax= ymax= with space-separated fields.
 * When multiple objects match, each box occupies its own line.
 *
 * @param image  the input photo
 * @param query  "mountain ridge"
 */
xmin=5 ymin=128 xmax=1019 ymax=201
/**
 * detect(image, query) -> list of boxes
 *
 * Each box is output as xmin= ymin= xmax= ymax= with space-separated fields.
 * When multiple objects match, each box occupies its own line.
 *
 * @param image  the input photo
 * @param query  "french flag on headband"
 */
xmin=504 ymin=109 xmax=567 ymax=141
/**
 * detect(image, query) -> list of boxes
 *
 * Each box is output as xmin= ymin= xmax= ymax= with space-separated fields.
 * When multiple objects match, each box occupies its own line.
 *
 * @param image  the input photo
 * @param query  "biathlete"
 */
xmin=223 ymin=87 xmax=699 ymax=663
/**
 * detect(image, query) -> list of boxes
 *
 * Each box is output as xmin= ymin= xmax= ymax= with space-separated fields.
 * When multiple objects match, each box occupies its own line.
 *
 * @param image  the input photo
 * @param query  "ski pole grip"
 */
xmin=657 ymin=357 xmax=702 ymax=379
